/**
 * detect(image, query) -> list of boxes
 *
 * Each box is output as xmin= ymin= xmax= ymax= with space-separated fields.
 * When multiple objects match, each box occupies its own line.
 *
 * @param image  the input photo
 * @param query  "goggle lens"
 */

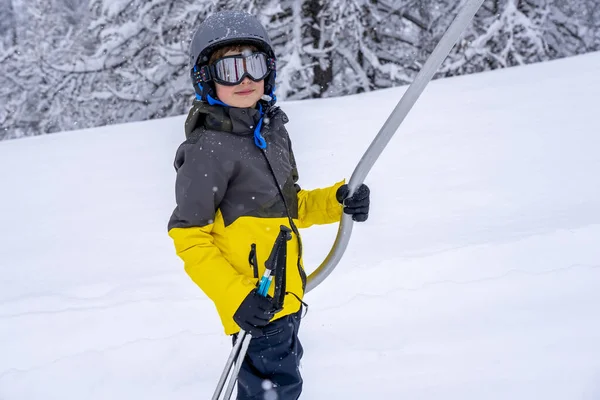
xmin=212 ymin=53 xmax=271 ymax=85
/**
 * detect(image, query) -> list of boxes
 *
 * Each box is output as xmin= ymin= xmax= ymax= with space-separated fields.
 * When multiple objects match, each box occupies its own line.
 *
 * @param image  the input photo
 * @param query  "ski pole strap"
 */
xmin=265 ymin=226 xmax=292 ymax=270
xmin=263 ymin=226 xmax=292 ymax=310
xmin=273 ymin=242 xmax=287 ymax=311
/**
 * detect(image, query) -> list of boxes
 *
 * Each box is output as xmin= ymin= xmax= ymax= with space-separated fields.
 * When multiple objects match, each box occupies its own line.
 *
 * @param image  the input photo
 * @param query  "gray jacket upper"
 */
xmin=168 ymin=101 xmax=300 ymax=231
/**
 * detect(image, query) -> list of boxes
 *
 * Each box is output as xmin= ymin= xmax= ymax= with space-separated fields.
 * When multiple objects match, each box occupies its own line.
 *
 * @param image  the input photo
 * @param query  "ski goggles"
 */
xmin=195 ymin=52 xmax=276 ymax=86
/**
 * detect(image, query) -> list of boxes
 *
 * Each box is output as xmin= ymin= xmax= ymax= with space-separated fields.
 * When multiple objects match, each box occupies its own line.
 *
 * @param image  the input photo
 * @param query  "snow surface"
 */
xmin=1 ymin=52 xmax=600 ymax=399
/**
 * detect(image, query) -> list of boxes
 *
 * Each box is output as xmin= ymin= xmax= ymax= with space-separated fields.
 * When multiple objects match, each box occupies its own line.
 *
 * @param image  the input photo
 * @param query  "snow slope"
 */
xmin=1 ymin=52 xmax=600 ymax=399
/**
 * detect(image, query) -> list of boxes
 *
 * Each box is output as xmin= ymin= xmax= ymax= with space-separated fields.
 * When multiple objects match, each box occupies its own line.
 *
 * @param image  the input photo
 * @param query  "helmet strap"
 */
xmin=263 ymin=71 xmax=277 ymax=107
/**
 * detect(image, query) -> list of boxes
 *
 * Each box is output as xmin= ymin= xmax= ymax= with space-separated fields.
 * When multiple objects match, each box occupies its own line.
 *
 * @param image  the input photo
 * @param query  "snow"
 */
xmin=1 ymin=51 xmax=600 ymax=399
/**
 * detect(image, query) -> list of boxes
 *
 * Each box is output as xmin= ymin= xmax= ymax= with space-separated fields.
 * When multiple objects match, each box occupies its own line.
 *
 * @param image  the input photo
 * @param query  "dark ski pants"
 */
xmin=233 ymin=310 xmax=303 ymax=400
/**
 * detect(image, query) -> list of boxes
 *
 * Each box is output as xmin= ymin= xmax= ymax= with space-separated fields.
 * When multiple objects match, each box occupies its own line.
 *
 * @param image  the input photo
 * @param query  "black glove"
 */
xmin=233 ymin=289 xmax=277 ymax=336
xmin=336 ymin=184 xmax=370 ymax=222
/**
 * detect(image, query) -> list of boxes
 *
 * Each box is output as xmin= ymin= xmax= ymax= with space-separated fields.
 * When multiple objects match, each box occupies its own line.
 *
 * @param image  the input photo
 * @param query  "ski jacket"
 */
xmin=168 ymin=101 xmax=344 ymax=335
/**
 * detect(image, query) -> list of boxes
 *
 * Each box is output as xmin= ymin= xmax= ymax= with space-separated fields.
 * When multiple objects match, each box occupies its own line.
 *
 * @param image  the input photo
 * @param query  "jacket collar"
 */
xmin=184 ymin=101 xmax=261 ymax=138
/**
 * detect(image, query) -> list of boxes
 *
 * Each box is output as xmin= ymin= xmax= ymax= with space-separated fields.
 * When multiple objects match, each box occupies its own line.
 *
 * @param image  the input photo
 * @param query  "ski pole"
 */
xmin=221 ymin=259 xmax=276 ymax=399
xmin=211 ymin=277 xmax=267 ymax=400
xmin=211 ymin=328 xmax=249 ymax=400
xmin=221 ymin=332 xmax=252 ymax=399
xmin=306 ymin=0 xmax=486 ymax=293
xmin=211 ymin=299 xmax=264 ymax=399
xmin=212 ymin=226 xmax=292 ymax=400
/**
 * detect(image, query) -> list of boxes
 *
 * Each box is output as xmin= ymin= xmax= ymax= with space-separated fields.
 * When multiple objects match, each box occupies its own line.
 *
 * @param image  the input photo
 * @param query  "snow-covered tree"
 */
xmin=269 ymin=0 xmax=425 ymax=98
xmin=0 ymin=0 xmax=17 ymax=47
xmin=44 ymin=0 xmax=213 ymax=129
xmin=0 ymin=0 xmax=95 ymax=138
xmin=556 ymin=0 xmax=600 ymax=50
xmin=441 ymin=0 xmax=597 ymax=76
xmin=326 ymin=0 xmax=423 ymax=95
xmin=1 ymin=0 xmax=599 ymax=140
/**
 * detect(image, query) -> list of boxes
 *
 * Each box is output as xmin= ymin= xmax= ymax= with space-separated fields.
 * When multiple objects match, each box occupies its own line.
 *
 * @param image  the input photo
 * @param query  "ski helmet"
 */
xmin=189 ymin=10 xmax=277 ymax=105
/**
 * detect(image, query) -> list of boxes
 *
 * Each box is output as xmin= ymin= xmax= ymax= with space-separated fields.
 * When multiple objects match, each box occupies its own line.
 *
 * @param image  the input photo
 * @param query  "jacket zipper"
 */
xmin=260 ymin=149 xmax=307 ymax=292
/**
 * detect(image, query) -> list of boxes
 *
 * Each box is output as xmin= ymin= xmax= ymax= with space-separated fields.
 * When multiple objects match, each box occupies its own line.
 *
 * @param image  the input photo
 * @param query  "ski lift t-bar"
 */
xmin=306 ymin=0 xmax=486 ymax=292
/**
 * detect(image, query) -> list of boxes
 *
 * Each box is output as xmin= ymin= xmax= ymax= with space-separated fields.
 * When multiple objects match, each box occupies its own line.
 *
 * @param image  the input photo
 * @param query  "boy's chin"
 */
xmin=230 ymin=96 xmax=261 ymax=108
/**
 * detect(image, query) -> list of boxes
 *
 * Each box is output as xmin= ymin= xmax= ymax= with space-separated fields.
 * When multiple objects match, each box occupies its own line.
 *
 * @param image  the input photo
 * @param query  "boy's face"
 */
xmin=215 ymin=49 xmax=265 ymax=109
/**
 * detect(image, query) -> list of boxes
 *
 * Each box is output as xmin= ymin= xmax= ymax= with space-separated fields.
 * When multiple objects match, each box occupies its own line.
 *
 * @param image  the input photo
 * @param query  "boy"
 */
xmin=168 ymin=10 xmax=370 ymax=400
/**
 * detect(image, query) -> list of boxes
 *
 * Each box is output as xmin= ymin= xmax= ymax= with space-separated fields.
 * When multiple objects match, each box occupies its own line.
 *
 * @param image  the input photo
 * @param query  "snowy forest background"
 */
xmin=1 ymin=0 xmax=599 ymax=140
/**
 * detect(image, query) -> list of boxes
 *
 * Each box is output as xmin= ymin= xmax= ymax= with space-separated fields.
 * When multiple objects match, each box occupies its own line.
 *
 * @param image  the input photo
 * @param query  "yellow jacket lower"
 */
xmin=169 ymin=182 xmax=344 ymax=335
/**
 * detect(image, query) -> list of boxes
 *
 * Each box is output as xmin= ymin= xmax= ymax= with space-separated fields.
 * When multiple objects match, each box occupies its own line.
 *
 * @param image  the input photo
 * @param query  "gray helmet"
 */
xmin=190 ymin=10 xmax=275 ymax=67
xmin=189 ymin=11 xmax=277 ymax=105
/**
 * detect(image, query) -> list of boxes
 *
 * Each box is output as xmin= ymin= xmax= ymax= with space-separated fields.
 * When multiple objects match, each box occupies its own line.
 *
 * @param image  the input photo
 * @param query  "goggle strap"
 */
xmin=200 ymin=65 xmax=212 ymax=82
xmin=191 ymin=65 xmax=212 ymax=84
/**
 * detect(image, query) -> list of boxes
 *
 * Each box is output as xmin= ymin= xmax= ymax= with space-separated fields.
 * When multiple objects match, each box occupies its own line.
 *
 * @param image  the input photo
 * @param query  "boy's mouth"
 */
xmin=235 ymin=89 xmax=255 ymax=96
